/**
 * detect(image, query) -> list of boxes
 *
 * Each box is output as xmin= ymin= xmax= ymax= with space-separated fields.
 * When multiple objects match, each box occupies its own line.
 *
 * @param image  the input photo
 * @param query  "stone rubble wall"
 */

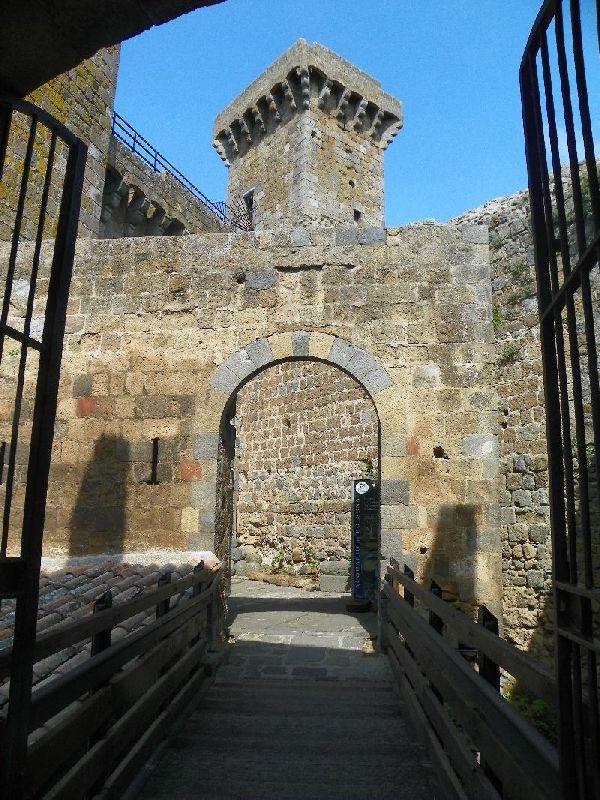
xmin=0 ymin=48 xmax=119 ymax=241
xmin=233 ymin=360 xmax=378 ymax=576
xmin=101 ymin=136 xmax=224 ymax=238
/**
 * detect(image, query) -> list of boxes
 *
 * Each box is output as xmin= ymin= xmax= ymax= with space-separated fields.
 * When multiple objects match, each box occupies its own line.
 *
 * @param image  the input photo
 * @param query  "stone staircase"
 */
xmin=136 ymin=579 xmax=438 ymax=799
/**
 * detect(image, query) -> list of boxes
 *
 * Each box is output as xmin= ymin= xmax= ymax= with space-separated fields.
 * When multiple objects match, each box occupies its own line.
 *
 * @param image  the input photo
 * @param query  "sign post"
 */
xmin=351 ymin=479 xmax=379 ymax=606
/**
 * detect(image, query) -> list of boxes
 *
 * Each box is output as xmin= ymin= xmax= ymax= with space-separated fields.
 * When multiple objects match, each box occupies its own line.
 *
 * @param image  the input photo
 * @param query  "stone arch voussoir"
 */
xmin=188 ymin=332 xmax=408 ymax=567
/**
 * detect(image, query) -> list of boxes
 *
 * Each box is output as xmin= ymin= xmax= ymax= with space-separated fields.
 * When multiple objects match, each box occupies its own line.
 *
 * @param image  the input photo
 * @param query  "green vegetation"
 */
xmin=270 ymin=548 xmax=287 ymax=573
xmin=505 ymin=683 xmax=558 ymax=745
xmin=304 ymin=545 xmax=320 ymax=571
xmin=492 ymin=304 xmax=503 ymax=333
xmin=498 ymin=343 xmax=521 ymax=366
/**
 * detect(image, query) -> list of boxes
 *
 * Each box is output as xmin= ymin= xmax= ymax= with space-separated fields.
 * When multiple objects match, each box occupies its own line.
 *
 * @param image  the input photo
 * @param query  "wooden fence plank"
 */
xmin=384 ymin=583 xmax=560 ymax=800
xmin=25 ymin=687 xmax=112 ymax=799
xmin=28 ymin=583 xmax=214 ymax=731
xmin=386 ymin=621 xmax=502 ymax=800
xmin=43 ymin=639 xmax=206 ymax=800
xmin=96 ymin=655 xmax=210 ymax=800
xmin=0 ymin=565 xmax=215 ymax=680
xmin=111 ymin=617 xmax=202 ymax=713
xmin=387 ymin=566 xmax=556 ymax=706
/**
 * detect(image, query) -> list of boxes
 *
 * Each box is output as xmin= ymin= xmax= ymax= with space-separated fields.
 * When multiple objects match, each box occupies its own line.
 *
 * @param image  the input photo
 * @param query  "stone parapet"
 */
xmin=212 ymin=40 xmax=402 ymax=165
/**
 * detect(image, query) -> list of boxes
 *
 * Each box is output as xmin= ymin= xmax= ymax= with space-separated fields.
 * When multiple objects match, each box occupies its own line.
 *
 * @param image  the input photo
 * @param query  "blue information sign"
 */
xmin=351 ymin=479 xmax=379 ymax=601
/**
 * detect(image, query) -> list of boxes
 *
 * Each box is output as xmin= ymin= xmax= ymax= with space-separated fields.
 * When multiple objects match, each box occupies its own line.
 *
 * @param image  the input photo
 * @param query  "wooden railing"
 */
xmin=0 ymin=561 xmax=223 ymax=800
xmin=382 ymin=559 xmax=561 ymax=800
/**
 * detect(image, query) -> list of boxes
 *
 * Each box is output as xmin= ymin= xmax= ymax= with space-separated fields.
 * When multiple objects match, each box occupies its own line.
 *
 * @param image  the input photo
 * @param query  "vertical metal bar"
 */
xmin=1 ymin=128 xmax=86 ymax=800
xmin=540 ymin=34 xmax=591 ymax=593
xmin=569 ymin=0 xmax=600 ymax=231
xmin=0 ymin=132 xmax=57 ymax=557
xmin=521 ymin=44 xmax=578 ymax=799
xmin=0 ymin=116 xmax=37 ymax=366
xmin=0 ymin=101 xmax=12 ymax=181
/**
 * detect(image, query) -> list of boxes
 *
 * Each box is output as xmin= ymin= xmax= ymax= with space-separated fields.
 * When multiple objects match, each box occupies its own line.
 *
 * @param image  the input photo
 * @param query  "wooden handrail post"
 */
xmin=192 ymin=561 xmax=205 ymax=597
xmin=91 ymin=590 xmax=112 ymax=656
xmin=403 ymin=564 xmax=415 ymax=607
xmin=156 ymin=572 xmax=171 ymax=618
xmin=429 ymin=580 xmax=444 ymax=635
xmin=478 ymin=605 xmax=501 ymax=692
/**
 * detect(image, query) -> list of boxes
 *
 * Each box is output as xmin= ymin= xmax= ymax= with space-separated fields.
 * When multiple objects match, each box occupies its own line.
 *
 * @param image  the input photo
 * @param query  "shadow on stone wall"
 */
xmin=419 ymin=504 xmax=480 ymax=616
xmin=69 ymin=435 xmax=129 ymax=556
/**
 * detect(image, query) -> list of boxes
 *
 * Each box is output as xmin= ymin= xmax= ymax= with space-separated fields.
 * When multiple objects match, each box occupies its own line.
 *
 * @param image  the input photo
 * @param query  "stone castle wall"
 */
xmin=233 ymin=360 xmax=378 ymax=574
xmin=101 ymin=136 xmax=224 ymax=238
xmin=454 ymin=192 xmax=553 ymax=659
xmin=0 ymin=48 xmax=119 ymax=241
xmin=2 ymin=221 xmax=502 ymax=616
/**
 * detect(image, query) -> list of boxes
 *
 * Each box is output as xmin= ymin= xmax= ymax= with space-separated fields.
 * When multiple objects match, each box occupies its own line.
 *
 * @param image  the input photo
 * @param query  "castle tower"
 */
xmin=212 ymin=40 xmax=402 ymax=231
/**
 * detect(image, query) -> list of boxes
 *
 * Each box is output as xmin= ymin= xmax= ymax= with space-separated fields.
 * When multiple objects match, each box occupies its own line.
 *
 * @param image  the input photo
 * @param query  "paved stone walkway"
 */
xmin=138 ymin=578 xmax=437 ymax=799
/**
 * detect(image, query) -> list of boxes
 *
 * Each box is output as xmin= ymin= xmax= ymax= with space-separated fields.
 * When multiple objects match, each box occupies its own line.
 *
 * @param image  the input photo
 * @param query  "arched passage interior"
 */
xmin=217 ymin=358 xmax=380 ymax=592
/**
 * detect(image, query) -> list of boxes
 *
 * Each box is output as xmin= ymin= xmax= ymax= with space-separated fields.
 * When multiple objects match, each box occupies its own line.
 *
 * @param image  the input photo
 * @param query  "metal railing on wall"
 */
xmin=520 ymin=1 xmax=600 ymax=797
xmin=111 ymin=112 xmax=253 ymax=232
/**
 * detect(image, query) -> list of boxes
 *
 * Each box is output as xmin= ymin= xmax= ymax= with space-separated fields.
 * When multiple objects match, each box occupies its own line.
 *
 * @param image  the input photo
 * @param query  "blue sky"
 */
xmin=114 ymin=0 xmax=598 ymax=226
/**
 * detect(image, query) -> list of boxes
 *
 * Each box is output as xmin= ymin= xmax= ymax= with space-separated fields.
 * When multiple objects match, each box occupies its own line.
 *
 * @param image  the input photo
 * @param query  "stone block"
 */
xmin=72 ymin=374 xmax=92 ymax=397
xmin=246 ymin=337 xmax=273 ymax=368
xmin=292 ymin=330 xmax=310 ymax=357
xmin=180 ymin=460 xmax=203 ymax=481
xmin=362 ymin=365 xmax=393 ymax=395
xmin=267 ymin=332 xmax=294 ymax=361
xmin=308 ymin=332 xmax=334 ymax=360
xmin=357 ymin=227 xmax=386 ymax=245
xmin=210 ymin=364 xmax=241 ymax=396
xmin=245 ymin=269 xmax=276 ymax=289
xmin=291 ymin=227 xmax=311 ymax=246
xmin=187 ymin=532 xmax=214 ymax=551
xmin=526 ymin=570 xmax=544 ymax=589
xmin=320 ymin=560 xmax=350 ymax=575
xmin=459 ymin=224 xmax=489 ymax=245
xmin=328 ymin=337 xmax=355 ymax=369
xmin=193 ymin=432 xmax=219 ymax=459
xmin=222 ymin=348 xmax=255 ymax=381
xmin=380 ymin=479 xmax=409 ymax=505
xmin=380 ymin=528 xmax=402 ymax=558
xmin=335 ymin=227 xmax=358 ymax=246
xmin=319 ymin=574 xmax=349 ymax=592
xmin=381 ymin=505 xmax=422 ymax=529
xmin=462 ymin=434 xmax=497 ymax=459
xmin=346 ymin=348 xmax=379 ymax=381
xmin=412 ymin=363 xmax=440 ymax=388
xmin=190 ymin=479 xmax=217 ymax=509
xmin=381 ymin=437 xmax=407 ymax=458
xmin=512 ymin=490 xmax=532 ymax=508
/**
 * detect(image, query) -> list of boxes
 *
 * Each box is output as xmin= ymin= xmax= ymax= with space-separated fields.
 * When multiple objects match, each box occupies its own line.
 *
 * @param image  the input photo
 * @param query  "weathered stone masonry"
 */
xmin=233 ymin=360 xmax=378 ymax=576
xmin=3 ymin=218 xmax=502 ymax=618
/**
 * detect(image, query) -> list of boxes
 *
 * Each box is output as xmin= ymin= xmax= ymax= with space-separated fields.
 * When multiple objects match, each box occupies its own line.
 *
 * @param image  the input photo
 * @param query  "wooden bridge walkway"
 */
xmin=137 ymin=578 xmax=437 ymax=799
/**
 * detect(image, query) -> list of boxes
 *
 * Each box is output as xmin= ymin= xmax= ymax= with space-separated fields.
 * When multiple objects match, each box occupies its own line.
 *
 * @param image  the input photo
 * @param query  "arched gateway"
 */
xmin=195 ymin=332 xmax=402 ymax=586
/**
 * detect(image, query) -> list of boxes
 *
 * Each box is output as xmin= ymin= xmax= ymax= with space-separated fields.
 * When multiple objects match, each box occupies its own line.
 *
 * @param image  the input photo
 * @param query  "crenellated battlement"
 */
xmin=212 ymin=40 xmax=403 ymax=231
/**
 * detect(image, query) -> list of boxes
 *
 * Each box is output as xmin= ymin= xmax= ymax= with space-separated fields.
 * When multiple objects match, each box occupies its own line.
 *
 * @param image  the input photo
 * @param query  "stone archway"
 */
xmin=191 ymin=331 xmax=411 ymax=577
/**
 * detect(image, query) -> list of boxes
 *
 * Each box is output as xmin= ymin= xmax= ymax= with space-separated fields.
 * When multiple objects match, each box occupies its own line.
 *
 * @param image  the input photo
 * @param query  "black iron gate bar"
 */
xmin=0 ymin=96 xmax=87 ymax=800
xmin=520 ymin=1 xmax=600 ymax=798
